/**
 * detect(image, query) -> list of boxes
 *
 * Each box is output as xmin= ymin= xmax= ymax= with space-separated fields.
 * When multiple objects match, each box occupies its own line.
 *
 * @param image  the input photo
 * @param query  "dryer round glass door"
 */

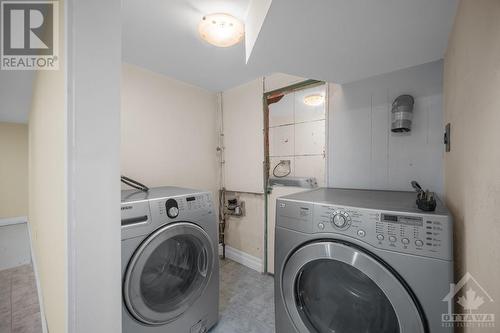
xmin=282 ymin=241 xmax=425 ymax=333
xmin=124 ymin=222 xmax=214 ymax=325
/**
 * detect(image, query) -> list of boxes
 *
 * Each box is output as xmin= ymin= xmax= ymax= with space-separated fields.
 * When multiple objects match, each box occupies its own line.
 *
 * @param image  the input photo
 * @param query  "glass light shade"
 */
xmin=198 ymin=13 xmax=245 ymax=47
xmin=303 ymin=94 xmax=325 ymax=106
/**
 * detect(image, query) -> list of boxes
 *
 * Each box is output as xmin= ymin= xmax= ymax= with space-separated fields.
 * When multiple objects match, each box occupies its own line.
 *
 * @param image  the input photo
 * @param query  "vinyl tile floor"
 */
xmin=0 ymin=260 xmax=273 ymax=333
xmin=0 ymin=264 xmax=42 ymax=333
xmin=210 ymin=259 xmax=275 ymax=333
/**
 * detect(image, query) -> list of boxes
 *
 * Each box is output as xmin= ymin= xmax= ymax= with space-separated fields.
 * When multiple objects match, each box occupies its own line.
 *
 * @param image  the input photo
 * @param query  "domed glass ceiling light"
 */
xmin=198 ymin=13 xmax=245 ymax=47
xmin=303 ymin=94 xmax=325 ymax=106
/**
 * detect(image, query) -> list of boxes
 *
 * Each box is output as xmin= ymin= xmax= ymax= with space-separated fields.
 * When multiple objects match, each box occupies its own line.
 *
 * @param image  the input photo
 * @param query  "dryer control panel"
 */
xmin=312 ymin=204 xmax=452 ymax=261
xmin=151 ymin=193 xmax=214 ymax=224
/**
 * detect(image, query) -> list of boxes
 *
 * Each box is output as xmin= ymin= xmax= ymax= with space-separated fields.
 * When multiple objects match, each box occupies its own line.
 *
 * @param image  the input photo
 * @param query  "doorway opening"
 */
xmin=263 ymin=80 xmax=328 ymax=273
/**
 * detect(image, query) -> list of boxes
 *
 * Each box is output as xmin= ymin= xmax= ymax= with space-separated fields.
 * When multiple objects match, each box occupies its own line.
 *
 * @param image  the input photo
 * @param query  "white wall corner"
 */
xmin=245 ymin=0 xmax=273 ymax=63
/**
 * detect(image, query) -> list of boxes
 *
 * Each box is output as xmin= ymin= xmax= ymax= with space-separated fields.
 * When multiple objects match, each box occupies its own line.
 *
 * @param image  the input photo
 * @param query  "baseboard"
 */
xmin=27 ymin=222 xmax=48 ymax=333
xmin=0 ymin=216 xmax=28 ymax=227
xmin=222 ymin=245 xmax=263 ymax=273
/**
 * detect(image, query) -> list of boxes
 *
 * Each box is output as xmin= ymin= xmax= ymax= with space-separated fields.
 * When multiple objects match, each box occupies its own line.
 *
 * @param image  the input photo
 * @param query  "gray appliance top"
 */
xmin=121 ymin=186 xmax=207 ymax=203
xmin=280 ymin=187 xmax=449 ymax=216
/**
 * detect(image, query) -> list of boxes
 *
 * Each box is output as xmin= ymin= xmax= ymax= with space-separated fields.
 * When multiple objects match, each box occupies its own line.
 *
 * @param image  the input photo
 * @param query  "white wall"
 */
xmin=0 ymin=122 xmax=28 ymax=218
xmin=29 ymin=1 xmax=67 ymax=330
xmin=224 ymin=191 xmax=265 ymax=265
xmin=444 ymin=0 xmax=500 ymax=323
xmin=66 ymin=0 xmax=122 ymax=332
xmin=222 ymin=78 xmax=264 ymax=194
xmin=328 ymin=60 xmax=444 ymax=196
xmin=220 ymin=78 xmax=265 ymax=269
xmin=121 ymin=63 xmax=219 ymax=196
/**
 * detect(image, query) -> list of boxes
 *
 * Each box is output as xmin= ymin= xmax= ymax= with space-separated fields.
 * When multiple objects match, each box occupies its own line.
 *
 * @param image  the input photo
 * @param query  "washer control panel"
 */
xmin=331 ymin=210 xmax=351 ymax=230
xmin=121 ymin=190 xmax=215 ymax=241
xmin=311 ymin=204 xmax=452 ymax=260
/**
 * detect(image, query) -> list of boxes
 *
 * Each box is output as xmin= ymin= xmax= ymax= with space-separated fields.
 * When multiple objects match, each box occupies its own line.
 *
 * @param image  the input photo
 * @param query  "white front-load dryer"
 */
xmin=121 ymin=187 xmax=219 ymax=333
xmin=275 ymin=188 xmax=453 ymax=333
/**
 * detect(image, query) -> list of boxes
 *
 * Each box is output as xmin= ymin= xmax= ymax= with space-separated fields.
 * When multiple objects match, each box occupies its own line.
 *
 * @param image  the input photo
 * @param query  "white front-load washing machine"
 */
xmin=275 ymin=188 xmax=453 ymax=333
xmin=121 ymin=186 xmax=219 ymax=333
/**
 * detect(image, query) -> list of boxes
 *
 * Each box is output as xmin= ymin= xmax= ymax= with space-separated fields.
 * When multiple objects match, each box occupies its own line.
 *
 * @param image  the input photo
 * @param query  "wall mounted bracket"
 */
xmin=444 ymin=123 xmax=451 ymax=152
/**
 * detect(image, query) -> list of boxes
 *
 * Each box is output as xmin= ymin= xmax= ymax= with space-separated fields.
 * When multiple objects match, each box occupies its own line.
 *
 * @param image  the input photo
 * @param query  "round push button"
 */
xmin=402 ymin=238 xmax=410 ymax=245
xmin=318 ymin=223 xmax=325 ymax=230
xmin=389 ymin=236 xmax=397 ymax=242
xmin=415 ymin=240 xmax=424 ymax=247
xmin=376 ymin=234 xmax=384 ymax=241
xmin=357 ymin=230 xmax=366 ymax=237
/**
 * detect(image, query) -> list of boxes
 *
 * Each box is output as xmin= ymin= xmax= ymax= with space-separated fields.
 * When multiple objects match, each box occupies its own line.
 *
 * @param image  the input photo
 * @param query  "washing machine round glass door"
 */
xmin=282 ymin=241 xmax=425 ymax=333
xmin=124 ymin=222 xmax=214 ymax=325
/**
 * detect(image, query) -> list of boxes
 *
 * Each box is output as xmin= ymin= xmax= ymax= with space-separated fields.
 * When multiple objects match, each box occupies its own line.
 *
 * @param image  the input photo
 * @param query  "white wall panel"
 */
xmin=328 ymin=60 xmax=444 ymax=196
xmin=269 ymin=125 xmax=294 ymax=157
xmin=295 ymin=120 xmax=325 ymax=155
xmin=295 ymin=155 xmax=326 ymax=187
xmin=222 ymin=78 xmax=264 ymax=193
xmin=329 ymin=82 xmax=373 ymax=189
xmin=268 ymin=93 xmax=294 ymax=127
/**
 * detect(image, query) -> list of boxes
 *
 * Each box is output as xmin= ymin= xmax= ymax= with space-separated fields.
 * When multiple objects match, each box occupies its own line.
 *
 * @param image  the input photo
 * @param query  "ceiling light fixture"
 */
xmin=198 ymin=13 xmax=245 ymax=47
xmin=303 ymin=94 xmax=325 ymax=106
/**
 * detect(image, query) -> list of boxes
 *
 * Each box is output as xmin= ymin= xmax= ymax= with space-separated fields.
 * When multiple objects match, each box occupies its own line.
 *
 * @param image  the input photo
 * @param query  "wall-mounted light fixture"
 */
xmin=303 ymin=94 xmax=325 ymax=106
xmin=198 ymin=13 xmax=244 ymax=47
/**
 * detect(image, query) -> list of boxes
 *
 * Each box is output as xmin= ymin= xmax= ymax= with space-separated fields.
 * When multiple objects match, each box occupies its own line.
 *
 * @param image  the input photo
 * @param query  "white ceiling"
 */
xmin=1 ymin=0 xmax=458 ymax=123
xmin=122 ymin=0 xmax=268 ymax=92
xmin=250 ymin=0 xmax=459 ymax=84
xmin=0 ymin=70 xmax=35 ymax=123
xmin=123 ymin=0 xmax=458 ymax=91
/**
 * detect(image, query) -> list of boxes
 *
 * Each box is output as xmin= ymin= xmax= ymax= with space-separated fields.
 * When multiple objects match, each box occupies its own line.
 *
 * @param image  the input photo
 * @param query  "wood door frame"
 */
xmin=262 ymin=79 xmax=325 ymax=274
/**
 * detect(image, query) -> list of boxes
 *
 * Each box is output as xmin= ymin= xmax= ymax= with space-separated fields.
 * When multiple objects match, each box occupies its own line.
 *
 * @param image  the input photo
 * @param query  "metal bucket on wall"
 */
xmin=391 ymin=95 xmax=414 ymax=132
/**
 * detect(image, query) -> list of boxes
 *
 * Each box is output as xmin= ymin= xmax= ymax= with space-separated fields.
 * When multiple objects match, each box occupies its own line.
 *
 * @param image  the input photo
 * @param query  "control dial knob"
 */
xmin=168 ymin=207 xmax=179 ymax=218
xmin=165 ymin=199 xmax=179 ymax=218
xmin=331 ymin=211 xmax=350 ymax=229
